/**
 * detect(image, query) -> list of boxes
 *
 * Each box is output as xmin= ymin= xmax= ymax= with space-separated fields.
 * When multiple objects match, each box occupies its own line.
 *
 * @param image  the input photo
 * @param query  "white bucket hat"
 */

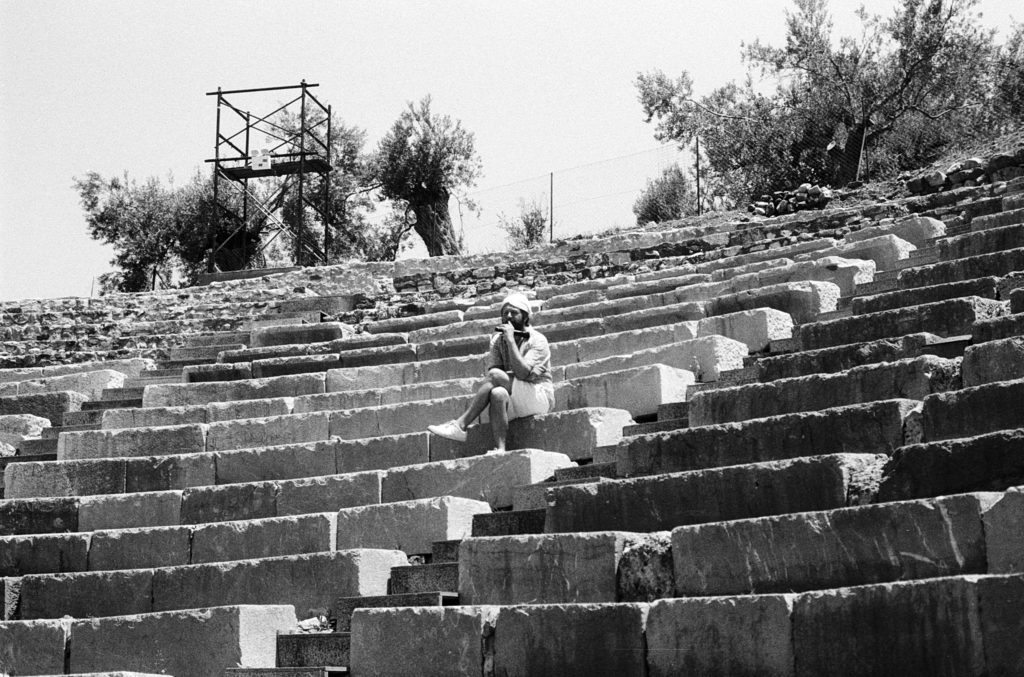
xmin=501 ymin=293 xmax=532 ymax=315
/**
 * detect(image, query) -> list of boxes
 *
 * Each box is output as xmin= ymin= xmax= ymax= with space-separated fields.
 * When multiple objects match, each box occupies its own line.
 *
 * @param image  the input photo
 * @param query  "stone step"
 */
xmin=940 ymin=222 xmax=1024 ymax=261
xmin=756 ymin=332 xmax=956 ymax=381
xmin=962 ymin=335 xmax=1024 ymax=386
xmin=52 ymin=398 xmax=629 ymax=464
xmin=226 ymin=666 xmax=347 ymax=676
xmin=0 ymin=369 xmax=126 ymax=402
xmin=185 ymin=330 xmax=253 ymax=347
xmin=250 ymin=322 xmax=352 ymax=349
xmin=688 ymin=356 xmax=958 ymax=427
xmin=621 ymin=417 xmax=689 ymax=436
xmin=136 ymin=365 xmax=185 ymax=379
xmin=432 ymin=539 xmax=461 ymax=563
xmin=972 ymin=310 xmax=1024 ymax=343
xmin=795 ymin=296 xmax=1006 ymax=352
xmin=0 ymin=497 xmax=487 ymax=575
xmin=0 ymin=358 xmax=153 ymax=384
xmin=81 ymin=397 xmax=143 ymax=411
xmin=389 ymin=562 xmax=459 ymax=595
xmin=853 ymin=278 xmax=898 ymax=296
xmin=897 ymin=245 xmax=1024 ymax=290
xmin=922 ymin=378 xmax=1024 ymax=443
xmin=851 ymin=276 xmax=1000 ymax=314
xmin=166 ymin=343 xmax=245 ymax=361
xmin=14 ymin=437 xmax=58 ymax=455
xmin=351 ymin=575 xmax=1024 ymax=676
xmin=878 ymin=428 xmax=1024 ymax=502
xmin=971 ymin=205 xmax=1024 ymax=231
xmin=4 ymin=450 xmax=571 ymax=526
xmin=62 ymin=409 xmax=105 ymax=426
xmin=554 ymin=461 xmax=617 ymax=482
xmin=276 ymin=632 xmax=350 ymax=670
xmin=41 ymin=422 xmax=99 ymax=438
xmin=470 ymin=508 xmax=546 ymax=537
xmin=0 ymin=605 xmax=296 ymax=676
xmin=9 ymin=550 xmax=404 ymax=620
xmin=101 ymin=387 xmax=145 ymax=402
xmin=334 ymin=591 xmax=458 ymax=632
xmin=546 ymin=453 xmax=886 ymax=534
xmin=618 ymin=399 xmax=917 ymax=478
xmin=219 ymin=333 xmax=408 ymax=364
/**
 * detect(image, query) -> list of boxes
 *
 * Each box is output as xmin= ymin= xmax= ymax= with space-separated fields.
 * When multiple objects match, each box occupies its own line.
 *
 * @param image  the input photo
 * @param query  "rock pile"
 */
xmin=748 ymin=183 xmax=834 ymax=217
xmin=905 ymin=146 xmax=1024 ymax=195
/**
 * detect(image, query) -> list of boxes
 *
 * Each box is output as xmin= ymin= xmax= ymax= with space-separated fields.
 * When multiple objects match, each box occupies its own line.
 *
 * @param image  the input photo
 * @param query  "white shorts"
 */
xmin=508 ymin=378 xmax=555 ymax=420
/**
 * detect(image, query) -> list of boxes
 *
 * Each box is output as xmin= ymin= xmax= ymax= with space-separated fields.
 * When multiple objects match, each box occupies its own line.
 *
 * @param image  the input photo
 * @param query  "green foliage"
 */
xmin=373 ymin=96 xmax=482 ymax=256
xmin=638 ymin=0 xmax=1020 ymax=201
xmin=633 ymin=164 xmax=698 ymax=224
xmin=498 ymin=199 xmax=549 ymax=249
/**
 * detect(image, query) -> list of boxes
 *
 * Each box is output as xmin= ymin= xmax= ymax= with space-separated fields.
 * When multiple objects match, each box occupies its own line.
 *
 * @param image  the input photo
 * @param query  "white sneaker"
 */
xmin=427 ymin=420 xmax=467 ymax=443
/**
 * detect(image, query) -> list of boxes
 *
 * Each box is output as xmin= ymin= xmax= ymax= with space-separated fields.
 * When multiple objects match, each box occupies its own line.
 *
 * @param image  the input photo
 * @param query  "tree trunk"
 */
xmin=832 ymin=123 xmax=867 ymax=186
xmin=411 ymin=197 xmax=462 ymax=256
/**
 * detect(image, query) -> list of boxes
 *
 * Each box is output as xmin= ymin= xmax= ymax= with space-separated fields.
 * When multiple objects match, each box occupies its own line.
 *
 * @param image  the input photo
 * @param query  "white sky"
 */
xmin=1 ymin=0 xmax=1018 ymax=301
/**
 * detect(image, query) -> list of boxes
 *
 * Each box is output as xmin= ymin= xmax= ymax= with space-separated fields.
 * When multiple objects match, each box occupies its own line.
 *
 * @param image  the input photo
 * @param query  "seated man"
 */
xmin=428 ymin=293 xmax=554 ymax=452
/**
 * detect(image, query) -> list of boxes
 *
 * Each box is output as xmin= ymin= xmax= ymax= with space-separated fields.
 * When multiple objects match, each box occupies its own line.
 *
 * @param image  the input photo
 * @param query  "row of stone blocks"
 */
xmin=346 ymin=573 xmax=1024 ymax=676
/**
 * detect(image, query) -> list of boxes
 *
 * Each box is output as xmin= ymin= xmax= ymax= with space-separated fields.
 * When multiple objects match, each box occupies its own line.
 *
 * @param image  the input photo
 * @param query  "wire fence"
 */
xmin=455 ymin=144 xmax=690 ymax=254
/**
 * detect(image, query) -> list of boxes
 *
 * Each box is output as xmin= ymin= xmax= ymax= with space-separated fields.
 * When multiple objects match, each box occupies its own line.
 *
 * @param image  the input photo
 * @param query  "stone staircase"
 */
xmin=1 ymin=167 xmax=1023 ymax=674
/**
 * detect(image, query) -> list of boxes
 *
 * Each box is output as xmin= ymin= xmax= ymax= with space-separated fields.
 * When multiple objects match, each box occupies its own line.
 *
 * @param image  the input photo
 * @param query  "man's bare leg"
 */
xmin=489 ymin=385 xmax=511 ymax=451
xmin=455 ymin=369 xmax=511 ymax=431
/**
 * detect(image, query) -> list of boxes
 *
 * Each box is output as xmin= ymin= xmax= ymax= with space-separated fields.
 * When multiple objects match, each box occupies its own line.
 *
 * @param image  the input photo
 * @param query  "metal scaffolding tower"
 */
xmin=205 ymin=80 xmax=333 ymax=272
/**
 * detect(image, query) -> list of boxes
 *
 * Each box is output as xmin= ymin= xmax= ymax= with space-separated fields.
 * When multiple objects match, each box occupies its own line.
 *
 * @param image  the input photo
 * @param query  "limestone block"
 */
xmin=205 ymin=412 xmax=329 ymax=452
xmin=152 ymin=551 xmax=404 ymax=616
xmin=877 ymin=429 xmax=1024 ymax=501
xmin=459 ymin=531 xmax=648 ymax=605
xmin=100 ymin=404 xmax=208 ymax=429
xmin=0 ymin=533 xmax=89 ymax=576
xmin=180 ymin=482 xmax=278 ymax=524
xmin=327 ymin=361 xmax=417 ymax=393
xmin=214 ymin=441 xmax=337 ymax=484
xmin=183 ymin=362 xmax=252 ymax=383
xmin=349 ymin=605 xmax=497 ymax=677
xmin=561 ymin=335 xmax=746 ymax=384
xmin=673 ymin=493 xmax=994 ymax=596
xmin=792 ymin=577 xmax=985 ymax=676
xmin=143 ymin=373 xmax=325 ymax=408
xmin=533 ymin=294 xmax=661 ymax=326
xmin=492 ymin=603 xmax=648 ymax=676
xmin=485 ymin=407 xmax=634 ymax=463
xmin=374 ymin=398 xmax=468 ymax=439
xmin=844 ymin=214 xmax=945 ymax=247
xmin=547 ymin=454 xmax=887 ymax=533
xmin=899 ymin=248 xmax=1024 ymax=289
xmin=557 ymin=365 xmax=694 ymax=417
xmin=382 ymin=449 xmax=573 ymax=509
xmin=4 ymin=457 xmax=125 ymax=498
xmin=688 ymin=356 xmax=959 ymax=426
xmin=0 ymin=391 xmax=87 ymax=426
xmin=756 ymin=256 xmax=875 ymax=296
xmin=124 ymin=453 xmax=217 ymax=493
xmin=941 ymin=223 xmax=1024 ymax=260
xmin=922 ymin=378 xmax=1024 ymax=441
xmin=0 ymin=497 xmax=78 ymax=536
xmin=366 ymin=310 xmax=464 ymax=334
xmin=377 ymin=378 xmax=480 ymax=406
xmin=58 ymin=423 xmax=208 ymax=460
xmin=408 ymin=354 xmax=489 ymax=385
xmin=706 ymin=280 xmax=840 ymax=325
xmin=335 ymin=496 xmax=489 ymax=555
xmin=0 ymin=413 xmax=48 ymax=446
xmin=295 ymin=388 xmax=384 ymax=412
xmin=407 ymin=317 xmax=494 ymax=343
xmin=962 ymin=337 xmax=1024 ymax=386
xmin=568 ymin=322 xmax=694 ymax=364
xmin=17 ymin=568 xmax=156 ymax=619
xmin=191 ymin=513 xmax=336 ymax=564
xmin=709 ymin=257 xmax=793 ymax=281
xmin=0 ymin=618 xmax=71 ymax=675
xmin=335 ymin=433 xmax=431 ymax=473
xmin=832 ymin=233 xmax=916 ymax=271
xmin=18 ymin=369 xmax=125 ymax=400
xmin=541 ymin=288 xmax=605 ymax=309
xmin=982 ymin=489 xmax=1024 ymax=574
xmin=696 ymin=308 xmax=793 ymax=353
xmin=78 ymin=491 xmax=182 ymax=531
xmin=976 ymin=574 xmax=1024 ymax=674
xmin=326 ymin=407 xmax=381 ymax=441
xmin=797 ymin=297 xmax=1006 ymax=351
xmin=88 ymin=525 xmax=192 ymax=571
xmin=275 ymin=470 xmax=383 ymax=516
xmin=619 ymin=399 xmax=918 ymax=477
xmin=206 ymin=396 xmax=292 ymax=422
xmin=646 ymin=595 xmax=795 ymax=677
xmin=413 ymin=335 xmax=490 ymax=362
xmin=251 ymin=322 xmax=350 ymax=348
xmin=603 ymin=301 xmax=706 ymax=334
xmin=853 ymin=277 xmax=1000 ymax=315
xmin=69 ymin=605 xmax=296 ymax=677
xmin=250 ymin=354 xmax=344 ymax=379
